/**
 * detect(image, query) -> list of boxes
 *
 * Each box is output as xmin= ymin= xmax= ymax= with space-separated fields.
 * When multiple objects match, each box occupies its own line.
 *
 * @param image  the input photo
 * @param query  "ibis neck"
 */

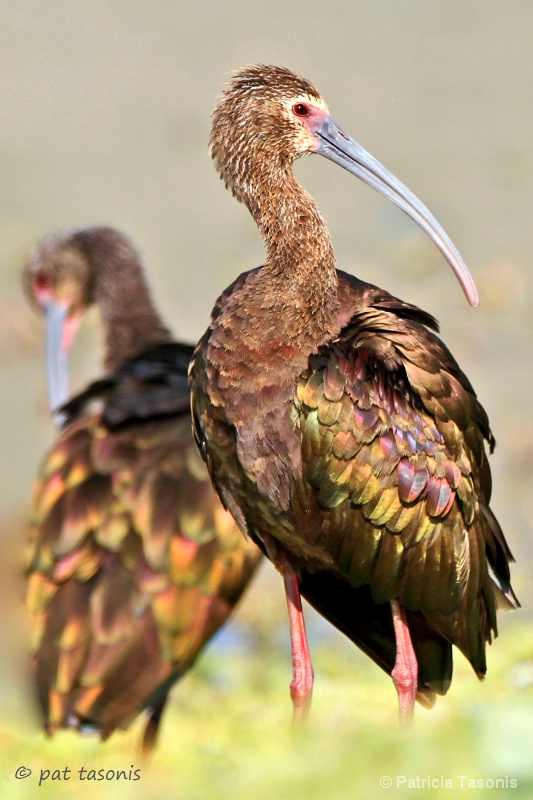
xmin=73 ymin=228 xmax=172 ymax=373
xmin=241 ymin=164 xmax=339 ymax=347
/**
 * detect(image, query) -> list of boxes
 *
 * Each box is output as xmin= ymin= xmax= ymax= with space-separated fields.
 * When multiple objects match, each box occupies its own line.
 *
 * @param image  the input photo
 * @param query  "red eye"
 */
xmin=32 ymin=272 xmax=53 ymax=306
xmin=34 ymin=273 xmax=52 ymax=292
xmin=293 ymin=103 xmax=310 ymax=117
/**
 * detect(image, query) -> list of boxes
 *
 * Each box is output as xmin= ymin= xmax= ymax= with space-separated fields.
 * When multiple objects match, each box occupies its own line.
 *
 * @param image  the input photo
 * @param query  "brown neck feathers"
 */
xmin=71 ymin=227 xmax=172 ymax=373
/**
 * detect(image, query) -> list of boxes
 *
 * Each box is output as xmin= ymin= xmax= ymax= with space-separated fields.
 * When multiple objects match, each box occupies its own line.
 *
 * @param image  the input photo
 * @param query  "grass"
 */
xmin=1 ymin=561 xmax=532 ymax=800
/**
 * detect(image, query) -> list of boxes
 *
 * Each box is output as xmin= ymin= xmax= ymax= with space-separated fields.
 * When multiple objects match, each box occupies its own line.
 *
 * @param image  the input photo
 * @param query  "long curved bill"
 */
xmin=312 ymin=116 xmax=478 ymax=307
xmin=45 ymin=301 xmax=70 ymax=427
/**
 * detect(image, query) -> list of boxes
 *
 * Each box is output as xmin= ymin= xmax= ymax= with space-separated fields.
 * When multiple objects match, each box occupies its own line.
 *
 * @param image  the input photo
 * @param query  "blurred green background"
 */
xmin=1 ymin=2 xmax=532 ymax=798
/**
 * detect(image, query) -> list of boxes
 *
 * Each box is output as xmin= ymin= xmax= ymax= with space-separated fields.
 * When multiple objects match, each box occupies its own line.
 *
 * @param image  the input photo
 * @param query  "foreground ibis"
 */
xmin=24 ymin=226 xmax=261 ymax=750
xmin=190 ymin=65 xmax=518 ymax=723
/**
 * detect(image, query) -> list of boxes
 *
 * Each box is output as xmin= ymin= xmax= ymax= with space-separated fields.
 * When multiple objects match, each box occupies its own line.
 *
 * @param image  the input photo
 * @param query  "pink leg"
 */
xmin=390 ymin=600 xmax=418 ymax=726
xmin=283 ymin=571 xmax=314 ymax=723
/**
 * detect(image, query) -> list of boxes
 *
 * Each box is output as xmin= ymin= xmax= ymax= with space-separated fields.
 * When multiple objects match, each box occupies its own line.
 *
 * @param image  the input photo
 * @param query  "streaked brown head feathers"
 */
xmin=210 ymin=65 xmax=329 ymax=202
